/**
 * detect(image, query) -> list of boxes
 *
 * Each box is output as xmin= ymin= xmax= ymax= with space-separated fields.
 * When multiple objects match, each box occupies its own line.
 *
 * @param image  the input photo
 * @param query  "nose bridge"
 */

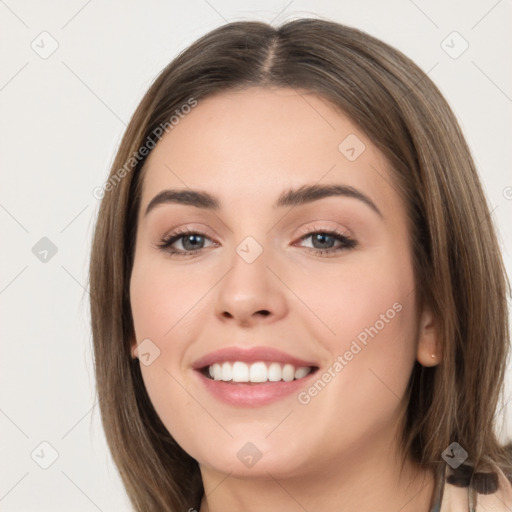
xmin=214 ymin=231 xmax=287 ymax=324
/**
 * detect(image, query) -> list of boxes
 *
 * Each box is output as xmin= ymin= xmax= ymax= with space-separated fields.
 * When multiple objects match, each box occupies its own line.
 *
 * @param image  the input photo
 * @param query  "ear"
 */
xmin=416 ymin=305 xmax=442 ymax=367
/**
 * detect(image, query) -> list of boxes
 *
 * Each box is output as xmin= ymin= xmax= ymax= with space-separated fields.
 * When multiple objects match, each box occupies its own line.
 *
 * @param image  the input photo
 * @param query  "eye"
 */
xmin=157 ymin=229 xmax=216 ymax=257
xmin=295 ymin=229 xmax=357 ymax=256
xmin=156 ymin=227 xmax=357 ymax=258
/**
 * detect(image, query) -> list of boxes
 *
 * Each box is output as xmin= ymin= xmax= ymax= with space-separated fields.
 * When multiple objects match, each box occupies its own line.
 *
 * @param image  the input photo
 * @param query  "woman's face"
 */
xmin=129 ymin=86 xmax=435 ymax=480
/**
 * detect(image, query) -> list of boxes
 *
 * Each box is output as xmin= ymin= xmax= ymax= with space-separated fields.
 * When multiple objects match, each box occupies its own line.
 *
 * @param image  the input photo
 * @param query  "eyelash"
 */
xmin=156 ymin=227 xmax=357 ymax=258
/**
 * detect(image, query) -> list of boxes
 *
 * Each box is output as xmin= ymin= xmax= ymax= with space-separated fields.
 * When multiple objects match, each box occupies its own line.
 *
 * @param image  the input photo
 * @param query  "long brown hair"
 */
xmin=89 ymin=18 xmax=512 ymax=510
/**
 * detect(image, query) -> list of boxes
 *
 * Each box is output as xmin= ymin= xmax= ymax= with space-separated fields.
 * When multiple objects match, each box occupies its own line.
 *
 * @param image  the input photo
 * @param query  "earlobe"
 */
xmin=416 ymin=306 xmax=442 ymax=367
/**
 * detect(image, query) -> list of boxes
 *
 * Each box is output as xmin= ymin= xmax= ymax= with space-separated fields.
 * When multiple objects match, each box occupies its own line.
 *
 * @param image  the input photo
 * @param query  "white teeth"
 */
xmin=205 ymin=361 xmax=312 ymax=383
xmin=268 ymin=362 xmax=282 ymax=381
xmin=221 ymin=362 xmax=232 ymax=381
xmin=249 ymin=362 xmax=267 ymax=382
xmin=212 ymin=363 xmax=222 ymax=381
xmin=282 ymin=363 xmax=295 ymax=382
xmin=294 ymin=366 xmax=310 ymax=379
xmin=232 ymin=362 xmax=249 ymax=382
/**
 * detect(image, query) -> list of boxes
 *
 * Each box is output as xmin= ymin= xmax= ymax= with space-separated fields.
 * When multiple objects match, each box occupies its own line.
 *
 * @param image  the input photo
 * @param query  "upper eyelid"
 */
xmin=162 ymin=225 xmax=350 ymax=240
xmin=160 ymin=219 xmax=353 ymax=238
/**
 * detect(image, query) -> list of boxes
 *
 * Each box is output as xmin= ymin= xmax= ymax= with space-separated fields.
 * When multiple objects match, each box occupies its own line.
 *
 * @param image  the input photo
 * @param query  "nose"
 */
xmin=214 ymin=244 xmax=288 ymax=327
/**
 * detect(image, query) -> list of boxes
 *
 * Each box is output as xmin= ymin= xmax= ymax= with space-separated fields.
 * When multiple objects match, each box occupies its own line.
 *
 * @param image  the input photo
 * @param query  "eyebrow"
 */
xmin=144 ymin=183 xmax=382 ymax=218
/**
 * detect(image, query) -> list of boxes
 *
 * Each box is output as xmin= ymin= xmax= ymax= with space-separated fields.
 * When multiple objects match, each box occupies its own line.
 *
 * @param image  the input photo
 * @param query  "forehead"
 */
xmin=139 ymin=87 xmax=399 ymax=216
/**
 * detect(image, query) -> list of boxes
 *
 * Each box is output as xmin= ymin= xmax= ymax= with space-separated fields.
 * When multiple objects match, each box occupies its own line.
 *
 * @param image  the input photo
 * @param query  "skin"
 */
xmin=129 ymin=86 xmax=441 ymax=512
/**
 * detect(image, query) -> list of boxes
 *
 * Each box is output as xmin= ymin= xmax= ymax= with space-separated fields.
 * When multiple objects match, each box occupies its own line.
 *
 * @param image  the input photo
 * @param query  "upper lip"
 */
xmin=192 ymin=346 xmax=318 ymax=370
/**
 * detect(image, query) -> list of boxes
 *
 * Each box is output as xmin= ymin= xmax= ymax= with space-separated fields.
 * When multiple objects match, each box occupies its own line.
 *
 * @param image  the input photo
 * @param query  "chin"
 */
xmin=191 ymin=436 xmax=314 ymax=479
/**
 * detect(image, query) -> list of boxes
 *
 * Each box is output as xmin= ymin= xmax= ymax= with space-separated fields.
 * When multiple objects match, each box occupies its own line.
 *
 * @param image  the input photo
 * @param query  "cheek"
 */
xmin=294 ymin=247 xmax=418 ymax=408
xmin=295 ymin=250 xmax=418 ymax=429
xmin=129 ymin=255 xmax=213 ymax=350
xmin=290 ymin=243 xmax=417 ymax=357
xmin=338 ymin=268 xmax=416 ymax=357
xmin=129 ymin=258 xmax=215 ymax=450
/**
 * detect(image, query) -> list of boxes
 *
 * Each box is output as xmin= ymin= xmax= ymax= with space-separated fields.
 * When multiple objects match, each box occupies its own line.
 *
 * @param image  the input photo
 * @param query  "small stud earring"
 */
xmin=431 ymin=354 xmax=436 ymax=358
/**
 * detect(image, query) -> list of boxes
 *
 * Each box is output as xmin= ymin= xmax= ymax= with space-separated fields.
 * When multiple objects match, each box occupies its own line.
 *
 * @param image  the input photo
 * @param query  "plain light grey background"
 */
xmin=1 ymin=0 xmax=511 ymax=510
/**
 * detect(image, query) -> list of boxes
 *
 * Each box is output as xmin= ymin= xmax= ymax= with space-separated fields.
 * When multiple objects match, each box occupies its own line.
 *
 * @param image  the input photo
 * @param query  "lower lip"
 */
xmin=195 ymin=370 xmax=316 ymax=407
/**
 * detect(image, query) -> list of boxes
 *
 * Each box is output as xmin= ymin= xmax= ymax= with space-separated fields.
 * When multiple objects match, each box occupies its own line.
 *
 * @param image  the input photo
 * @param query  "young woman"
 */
xmin=89 ymin=18 xmax=512 ymax=511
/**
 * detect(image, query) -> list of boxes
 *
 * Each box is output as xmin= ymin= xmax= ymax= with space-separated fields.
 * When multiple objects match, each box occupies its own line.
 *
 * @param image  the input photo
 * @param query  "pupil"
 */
xmin=183 ymin=234 xmax=203 ymax=251
xmin=313 ymin=233 xmax=334 ymax=249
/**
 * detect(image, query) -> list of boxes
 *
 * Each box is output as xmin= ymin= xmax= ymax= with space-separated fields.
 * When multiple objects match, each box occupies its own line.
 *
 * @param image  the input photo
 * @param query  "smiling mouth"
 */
xmin=200 ymin=361 xmax=319 ymax=383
